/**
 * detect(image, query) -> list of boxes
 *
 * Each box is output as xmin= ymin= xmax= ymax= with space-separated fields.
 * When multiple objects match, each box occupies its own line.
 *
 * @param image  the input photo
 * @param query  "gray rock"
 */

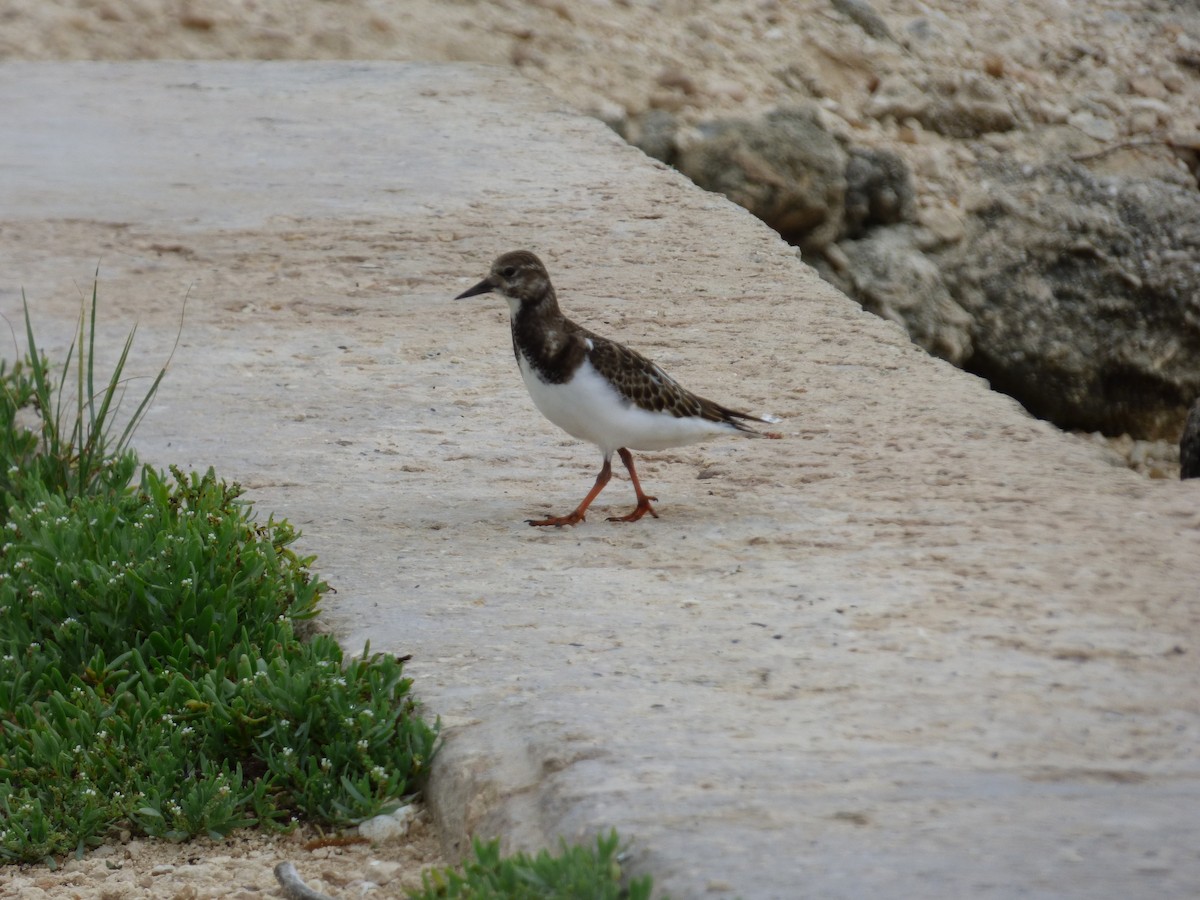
xmin=829 ymin=0 xmax=892 ymax=40
xmin=676 ymin=105 xmax=848 ymax=254
xmin=938 ymin=160 xmax=1200 ymax=438
xmin=621 ymin=108 xmax=679 ymax=166
xmin=1182 ymin=398 xmax=1200 ymax=479
xmin=843 ymin=146 xmax=916 ymax=237
xmin=866 ymin=72 xmax=1017 ymax=137
xmin=826 ymin=225 xmax=972 ymax=364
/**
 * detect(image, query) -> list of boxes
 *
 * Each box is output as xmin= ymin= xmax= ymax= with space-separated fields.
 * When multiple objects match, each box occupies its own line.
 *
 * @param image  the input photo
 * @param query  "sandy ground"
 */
xmin=2 ymin=1 xmax=1199 ymax=897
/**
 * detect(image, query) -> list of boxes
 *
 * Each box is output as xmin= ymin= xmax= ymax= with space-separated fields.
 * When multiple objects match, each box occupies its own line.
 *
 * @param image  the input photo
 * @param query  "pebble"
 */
xmin=358 ymin=803 xmax=420 ymax=842
xmin=1067 ymin=109 xmax=1117 ymax=141
xmin=1128 ymin=75 xmax=1167 ymax=99
xmin=917 ymin=206 xmax=967 ymax=244
xmin=365 ymin=859 xmax=406 ymax=884
xmin=1128 ymin=109 xmax=1159 ymax=134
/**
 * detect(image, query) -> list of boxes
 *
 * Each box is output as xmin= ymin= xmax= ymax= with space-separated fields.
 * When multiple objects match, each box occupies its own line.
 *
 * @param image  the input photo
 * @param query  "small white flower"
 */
xmin=356 ymin=739 xmax=369 ymax=751
xmin=281 ymin=746 xmax=294 ymax=758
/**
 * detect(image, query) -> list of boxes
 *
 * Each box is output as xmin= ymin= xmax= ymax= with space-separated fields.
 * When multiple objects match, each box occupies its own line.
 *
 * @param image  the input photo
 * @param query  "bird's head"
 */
xmin=456 ymin=250 xmax=554 ymax=312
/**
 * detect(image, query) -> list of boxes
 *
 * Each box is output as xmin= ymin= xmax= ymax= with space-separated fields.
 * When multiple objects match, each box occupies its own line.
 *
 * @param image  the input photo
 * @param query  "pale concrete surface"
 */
xmin=2 ymin=62 xmax=1198 ymax=898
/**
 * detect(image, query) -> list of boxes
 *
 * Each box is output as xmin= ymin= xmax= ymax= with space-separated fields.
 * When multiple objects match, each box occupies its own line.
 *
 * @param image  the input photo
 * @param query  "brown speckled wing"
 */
xmin=580 ymin=325 xmax=765 ymax=432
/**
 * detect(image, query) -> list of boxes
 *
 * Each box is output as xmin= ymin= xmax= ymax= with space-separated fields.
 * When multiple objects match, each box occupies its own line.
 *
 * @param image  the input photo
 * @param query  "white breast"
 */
xmin=516 ymin=350 xmax=734 ymax=455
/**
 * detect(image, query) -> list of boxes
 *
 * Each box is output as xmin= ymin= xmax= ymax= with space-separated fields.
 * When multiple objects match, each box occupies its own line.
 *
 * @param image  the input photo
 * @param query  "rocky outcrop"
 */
xmin=938 ymin=160 xmax=1200 ymax=439
xmin=673 ymin=107 xmax=849 ymax=256
xmin=820 ymin=226 xmax=972 ymax=365
xmin=617 ymin=102 xmax=1200 ymax=442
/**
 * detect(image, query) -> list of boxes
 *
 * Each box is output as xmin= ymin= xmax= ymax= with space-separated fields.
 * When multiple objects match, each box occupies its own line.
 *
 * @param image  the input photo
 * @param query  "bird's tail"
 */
xmin=726 ymin=409 xmax=783 ymax=440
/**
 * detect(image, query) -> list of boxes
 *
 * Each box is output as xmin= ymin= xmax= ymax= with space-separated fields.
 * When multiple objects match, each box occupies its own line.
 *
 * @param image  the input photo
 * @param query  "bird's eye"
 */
xmin=500 ymin=266 xmax=516 ymax=278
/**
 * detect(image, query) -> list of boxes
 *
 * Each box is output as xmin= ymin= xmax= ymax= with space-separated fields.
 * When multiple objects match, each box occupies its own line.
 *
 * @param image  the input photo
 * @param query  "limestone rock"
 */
xmin=866 ymin=72 xmax=1018 ymax=138
xmin=937 ymin=160 xmax=1200 ymax=438
xmin=676 ymin=106 xmax=848 ymax=254
xmin=825 ymin=225 xmax=972 ymax=364
xmin=843 ymin=145 xmax=916 ymax=237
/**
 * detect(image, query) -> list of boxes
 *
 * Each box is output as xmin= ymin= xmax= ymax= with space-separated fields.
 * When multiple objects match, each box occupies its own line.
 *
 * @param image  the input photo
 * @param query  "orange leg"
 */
xmin=608 ymin=448 xmax=659 ymax=522
xmin=527 ymin=456 xmax=613 ymax=527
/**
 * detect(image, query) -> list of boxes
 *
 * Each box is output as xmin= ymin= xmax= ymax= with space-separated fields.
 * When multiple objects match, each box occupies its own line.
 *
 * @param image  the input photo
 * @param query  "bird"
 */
xmin=455 ymin=250 xmax=781 ymax=526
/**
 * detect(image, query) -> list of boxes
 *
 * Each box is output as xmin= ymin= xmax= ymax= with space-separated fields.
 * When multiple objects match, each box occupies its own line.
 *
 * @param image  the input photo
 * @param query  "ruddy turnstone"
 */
xmin=456 ymin=250 xmax=781 ymax=526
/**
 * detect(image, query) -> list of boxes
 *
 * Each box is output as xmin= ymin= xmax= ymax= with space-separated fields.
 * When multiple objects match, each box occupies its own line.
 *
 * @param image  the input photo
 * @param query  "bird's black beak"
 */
xmin=455 ymin=278 xmax=494 ymax=300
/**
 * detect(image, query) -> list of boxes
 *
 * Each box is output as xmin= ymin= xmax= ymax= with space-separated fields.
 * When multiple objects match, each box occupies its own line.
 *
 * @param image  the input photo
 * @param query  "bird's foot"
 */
xmin=526 ymin=511 xmax=586 ymax=527
xmin=607 ymin=495 xmax=659 ymax=523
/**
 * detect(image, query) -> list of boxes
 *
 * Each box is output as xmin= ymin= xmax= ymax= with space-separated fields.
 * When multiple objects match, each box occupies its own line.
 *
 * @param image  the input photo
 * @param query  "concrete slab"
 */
xmin=1 ymin=62 xmax=1198 ymax=899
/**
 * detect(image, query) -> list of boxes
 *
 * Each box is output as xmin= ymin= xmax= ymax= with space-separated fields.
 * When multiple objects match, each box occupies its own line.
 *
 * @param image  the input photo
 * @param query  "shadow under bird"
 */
xmin=455 ymin=250 xmax=781 ymax=526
